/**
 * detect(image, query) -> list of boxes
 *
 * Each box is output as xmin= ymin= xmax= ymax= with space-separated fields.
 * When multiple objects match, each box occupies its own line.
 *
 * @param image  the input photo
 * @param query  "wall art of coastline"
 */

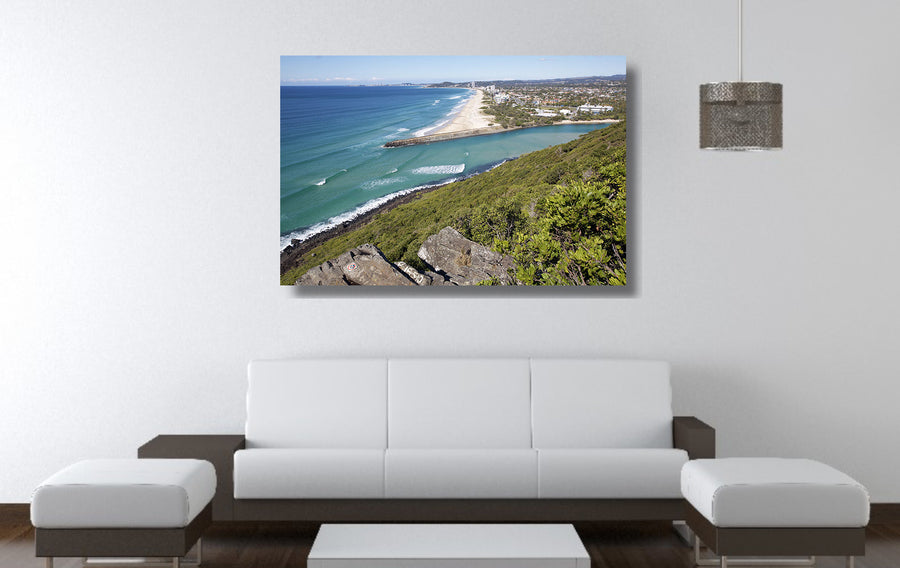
xmin=281 ymin=56 xmax=627 ymax=286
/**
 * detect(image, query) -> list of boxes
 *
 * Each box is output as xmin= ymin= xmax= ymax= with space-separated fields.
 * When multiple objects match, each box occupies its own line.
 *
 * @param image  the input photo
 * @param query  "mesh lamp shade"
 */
xmin=700 ymin=81 xmax=782 ymax=150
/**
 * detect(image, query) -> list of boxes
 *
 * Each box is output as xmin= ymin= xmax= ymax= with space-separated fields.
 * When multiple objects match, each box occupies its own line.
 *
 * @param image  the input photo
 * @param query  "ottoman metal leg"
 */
xmin=46 ymin=558 xmax=53 ymax=568
xmin=80 ymin=541 xmax=202 ymax=568
xmin=847 ymin=557 xmax=854 ymax=568
xmin=694 ymin=536 xmax=816 ymax=566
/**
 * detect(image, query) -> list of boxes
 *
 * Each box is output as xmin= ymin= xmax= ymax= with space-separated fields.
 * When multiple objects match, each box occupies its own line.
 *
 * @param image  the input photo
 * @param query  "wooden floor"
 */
xmin=2 ymin=521 xmax=899 ymax=568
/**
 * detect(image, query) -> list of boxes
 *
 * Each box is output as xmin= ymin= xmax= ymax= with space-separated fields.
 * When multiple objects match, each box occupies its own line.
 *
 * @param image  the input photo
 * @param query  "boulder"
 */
xmin=395 ymin=261 xmax=432 ymax=286
xmin=297 ymin=260 xmax=349 ymax=286
xmin=417 ymin=227 xmax=516 ymax=285
xmin=297 ymin=244 xmax=416 ymax=286
xmin=425 ymin=270 xmax=457 ymax=286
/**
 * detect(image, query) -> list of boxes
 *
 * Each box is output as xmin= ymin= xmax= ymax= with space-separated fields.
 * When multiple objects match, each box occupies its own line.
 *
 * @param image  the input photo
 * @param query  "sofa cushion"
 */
xmin=388 ymin=358 xmax=532 ymax=449
xmin=681 ymin=458 xmax=870 ymax=527
xmin=531 ymin=359 xmax=673 ymax=449
xmin=31 ymin=459 xmax=215 ymax=528
xmin=245 ymin=359 xmax=387 ymax=449
xmin=384 ymin=449 xmax=538 ymax=498
xmin=538 ymin=449 xmax=688 ymax=498
xmin=234 ymin=449 xmax=384 ymax=498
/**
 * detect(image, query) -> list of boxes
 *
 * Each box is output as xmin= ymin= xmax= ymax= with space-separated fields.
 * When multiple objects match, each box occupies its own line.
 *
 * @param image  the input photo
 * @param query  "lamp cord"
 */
xmin=738 ymin=0 xmax=743 ymax=81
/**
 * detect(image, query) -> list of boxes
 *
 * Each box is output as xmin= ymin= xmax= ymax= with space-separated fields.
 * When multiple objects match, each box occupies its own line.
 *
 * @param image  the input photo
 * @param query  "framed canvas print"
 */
xmin=280 ymin=56 xmax=626 ymax=286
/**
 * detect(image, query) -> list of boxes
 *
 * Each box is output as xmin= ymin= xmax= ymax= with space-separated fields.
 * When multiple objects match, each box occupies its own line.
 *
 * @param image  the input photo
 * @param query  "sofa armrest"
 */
xmin=138 ymin=434 xmax=245 ymax=521
xmin=672 ymin=416 xmax=715 ymax=459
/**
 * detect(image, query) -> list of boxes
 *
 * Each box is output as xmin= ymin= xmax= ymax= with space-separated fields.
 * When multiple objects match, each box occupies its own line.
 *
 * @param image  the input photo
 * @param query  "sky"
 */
xmin=281 ymin=56 xmax=626 ymax=86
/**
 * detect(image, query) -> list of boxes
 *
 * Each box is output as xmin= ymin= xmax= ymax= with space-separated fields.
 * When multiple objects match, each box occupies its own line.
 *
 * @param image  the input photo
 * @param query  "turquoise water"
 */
xmin=280 ymin=86 xmax=609 ymax=248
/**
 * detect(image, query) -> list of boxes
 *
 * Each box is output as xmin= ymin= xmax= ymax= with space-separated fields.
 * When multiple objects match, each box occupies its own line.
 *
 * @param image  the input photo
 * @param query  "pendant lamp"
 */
xmin=700 ymin=0 xmax=782 ymax=150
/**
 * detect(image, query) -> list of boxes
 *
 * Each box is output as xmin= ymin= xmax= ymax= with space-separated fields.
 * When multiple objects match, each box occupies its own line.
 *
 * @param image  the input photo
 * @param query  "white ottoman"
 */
xmin=32 ymin=459 xmax=216 ymax=568
xmin=681 ymin=458 xmax=869 ymax=568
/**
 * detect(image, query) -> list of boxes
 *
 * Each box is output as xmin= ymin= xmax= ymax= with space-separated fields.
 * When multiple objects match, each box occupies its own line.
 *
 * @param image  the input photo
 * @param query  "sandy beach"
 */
xmin=433 ymin=89 xmax=493 ymax=135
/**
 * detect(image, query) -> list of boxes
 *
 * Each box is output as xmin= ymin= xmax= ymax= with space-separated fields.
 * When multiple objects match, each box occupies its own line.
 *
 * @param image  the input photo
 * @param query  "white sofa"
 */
xmin=229 ymin=358 xmax=715 ymax=522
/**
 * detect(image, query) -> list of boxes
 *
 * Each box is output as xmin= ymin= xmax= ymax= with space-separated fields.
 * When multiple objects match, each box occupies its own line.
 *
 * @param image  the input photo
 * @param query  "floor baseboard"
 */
xmin=0 ymin=504 xmax=30 ymax=524
xmin=870 ymin=503 xmax=900 ymax=524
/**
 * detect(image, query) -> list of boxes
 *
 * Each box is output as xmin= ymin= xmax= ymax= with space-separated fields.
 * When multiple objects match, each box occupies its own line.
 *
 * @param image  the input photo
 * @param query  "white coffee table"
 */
xmin=308 ymin=524 xmax=590 ymax=568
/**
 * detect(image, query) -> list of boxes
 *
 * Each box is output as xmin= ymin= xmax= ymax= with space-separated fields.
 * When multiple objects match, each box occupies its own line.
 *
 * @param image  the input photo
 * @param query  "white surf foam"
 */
xmin=445 ymin=101 xmax=466 ymax=116
xmin=411 ymin=164 xmax=465 ymax=175
xmin=415 ymin=120 xmax=449 ymax=137
xmin=280 ymin=179 xmax=457 ymax=250
xmin=361 ymin=177 xmax=406 ymax=190
xmin=313 ymin=169 xmax=348 ymax=187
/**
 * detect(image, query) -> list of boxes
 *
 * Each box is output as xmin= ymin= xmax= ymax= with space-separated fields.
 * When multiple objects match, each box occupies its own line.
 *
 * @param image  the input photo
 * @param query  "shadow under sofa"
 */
xmin=143 ymin=358 xmax=716 ymax=523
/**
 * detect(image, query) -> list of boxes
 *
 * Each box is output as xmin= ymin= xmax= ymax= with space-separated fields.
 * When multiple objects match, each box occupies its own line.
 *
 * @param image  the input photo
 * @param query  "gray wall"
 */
xmin=2 ymin=0 xmax=898 ymax=502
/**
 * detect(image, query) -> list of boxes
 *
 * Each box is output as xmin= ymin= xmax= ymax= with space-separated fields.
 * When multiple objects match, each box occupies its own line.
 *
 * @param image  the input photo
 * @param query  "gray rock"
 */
xmin=297 ymin=244 xmax=416 ymax=286
xmin=417 ymin=227 xmax=516 ymax=285
xmin=296 ymin=260 xmax=348 ymax=286
xmin=425 ymin=270 xmax=457 ymax=286
xmin=395 ymin=261 xmax=432 ymax=286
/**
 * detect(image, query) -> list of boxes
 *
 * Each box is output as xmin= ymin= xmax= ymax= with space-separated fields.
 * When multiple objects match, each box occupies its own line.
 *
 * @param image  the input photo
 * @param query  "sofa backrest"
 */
xmin=530 ymin=359 xmax=673 ymax=449
xmin=245 ymin=359 xmax=388 ymax=449
xmin=244 ymin=358 xmax=674 ymax=450
xmin=388 ymin=358 xmax=532 ymax=449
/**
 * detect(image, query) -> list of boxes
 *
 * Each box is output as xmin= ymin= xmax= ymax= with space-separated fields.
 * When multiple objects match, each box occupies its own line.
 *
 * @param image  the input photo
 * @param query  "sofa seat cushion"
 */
xmin=538 ymin=449 xmax=688 ymax=498
xmin=31 ymin=459 xmax=216 ymax=529
xmin=234 ymin=449 xmax=384 ymax=498
xmin=681 ymin=458 xmax=870 ymax=527
xmin=385 ymin=450 xmax=538 ymax=498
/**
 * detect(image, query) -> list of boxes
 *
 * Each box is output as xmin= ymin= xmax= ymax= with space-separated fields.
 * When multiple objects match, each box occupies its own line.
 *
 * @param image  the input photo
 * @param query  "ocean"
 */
xmin=280 ymin=86 xmax=610 ymax=249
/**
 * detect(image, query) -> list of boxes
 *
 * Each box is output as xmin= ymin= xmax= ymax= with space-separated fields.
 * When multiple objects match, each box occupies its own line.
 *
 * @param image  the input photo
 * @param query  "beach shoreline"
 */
xmin=433 ymin=89 xmax=493 ymax=135
xmin=280 ymin=181 xmax=450 ymax=276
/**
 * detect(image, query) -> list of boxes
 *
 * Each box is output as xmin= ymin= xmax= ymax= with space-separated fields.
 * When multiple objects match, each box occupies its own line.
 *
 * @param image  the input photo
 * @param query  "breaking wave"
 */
xmin=411 ymin=164 xmax=465 ymax=175
xmin=361 ymin=177 xmax=407 ymax=190
xmin=280 ymin=179 xmax=459 ymax=250
xmin=414 ymin=120 xmax=448 ymax=137
xmin=312 ymin=169 xmax=347 ymax=187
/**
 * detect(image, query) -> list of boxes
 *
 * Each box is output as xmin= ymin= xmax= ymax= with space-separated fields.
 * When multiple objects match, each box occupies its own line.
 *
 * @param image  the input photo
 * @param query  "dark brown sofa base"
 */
xmin=686 ymin=502 xmax=866 ymax=557
xmin=35 ymin=503 xmax=211 ymax=558
xmin=233 ymin=498 xmax=686 ymax=522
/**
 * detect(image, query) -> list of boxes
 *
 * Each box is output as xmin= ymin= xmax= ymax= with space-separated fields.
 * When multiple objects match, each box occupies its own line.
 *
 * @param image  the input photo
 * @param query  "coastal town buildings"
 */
xmin=578 ymin=104 xmax=614 ymax=114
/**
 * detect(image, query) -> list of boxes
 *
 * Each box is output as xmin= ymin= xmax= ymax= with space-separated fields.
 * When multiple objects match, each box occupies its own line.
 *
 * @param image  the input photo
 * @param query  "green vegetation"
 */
xmin=281 ymin=121 xmax=627 ymax=286
xmin=482 ymin=102 xmax=557 ymax=129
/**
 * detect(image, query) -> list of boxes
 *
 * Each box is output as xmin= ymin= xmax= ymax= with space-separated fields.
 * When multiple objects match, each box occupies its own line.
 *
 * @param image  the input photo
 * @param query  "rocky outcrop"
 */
xmin=297 ymin=244 xmax=416 ymax=286
xmin=297 ymin=228 xmax=516 ymax=286
xmin=417 ymin=227 xmax=516 ymax=285
xmin=297 ymin=260 xmax=351 ymax=286
xmin=394 ymin=262 xmax=432 ymax=286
